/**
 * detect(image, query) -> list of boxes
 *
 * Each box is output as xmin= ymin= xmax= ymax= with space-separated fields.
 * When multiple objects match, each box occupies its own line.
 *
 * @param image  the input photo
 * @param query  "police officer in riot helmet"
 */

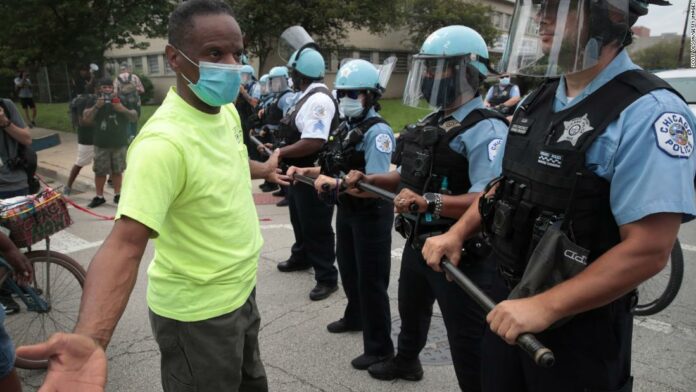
xmin=288 ymin=59 xmax=396 ymax=371
xmin=274 ymin=42 xmax=340 ymax=301
xmin=345 ymin=25 xmax=508 ymax=390
xmin=422 ymin=1 xmax=696 ymax=391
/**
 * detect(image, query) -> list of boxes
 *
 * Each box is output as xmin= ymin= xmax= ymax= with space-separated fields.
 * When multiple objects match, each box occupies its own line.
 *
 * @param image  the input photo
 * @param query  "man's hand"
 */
xmin=256 ymin=143 xmax=273 ymax=156
xmin=264 ymin=149 xmax=290 ymax=186
xmin=95 ymin=97 xmax=105 ymax=109
xmin=421 ymin=231 xmax=465 ymax=272
xmin=394 ymin=188 xmax=425 ymax=214
xmin=4 ymin=248 xmax=33 ymax=286
xmin=16 ymin=333 xmax=107 ymax=392
xmin=486 ymin=296 xmax=557 ymax=345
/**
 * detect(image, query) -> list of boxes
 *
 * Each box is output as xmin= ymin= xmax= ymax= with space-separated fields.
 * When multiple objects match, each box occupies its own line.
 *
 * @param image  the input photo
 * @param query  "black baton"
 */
xmin=250 ymin=134 xmax=273 ymax=156
xmin=440 ymin=259 xmax=555 ymax=368
xmin=341 ymin=174 xmax=419 ymax=213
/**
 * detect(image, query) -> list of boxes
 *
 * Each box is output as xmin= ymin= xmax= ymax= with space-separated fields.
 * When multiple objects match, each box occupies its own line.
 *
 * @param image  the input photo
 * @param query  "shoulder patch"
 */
xmin=375 ymin=133 xmax=392 ymax=153
xmin=312 ymin=103 xmax=328 ymax=118
xmin=654 ymin=112 xmax=693 ymax=158
xmin=487 ymin=138 xmax=503 ymax=161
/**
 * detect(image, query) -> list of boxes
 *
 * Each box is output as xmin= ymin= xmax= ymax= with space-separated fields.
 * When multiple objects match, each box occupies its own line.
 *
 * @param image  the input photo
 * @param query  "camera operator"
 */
xmin=0 ymin=99 xmax=32 ymax=199
xmin=82 ymin=78 xmax=137 ymax=208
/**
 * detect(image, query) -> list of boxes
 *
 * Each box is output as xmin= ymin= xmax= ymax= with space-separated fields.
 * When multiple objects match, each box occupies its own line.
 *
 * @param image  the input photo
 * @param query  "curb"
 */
xmin=37 ymin=165 xmax=98 ymax=195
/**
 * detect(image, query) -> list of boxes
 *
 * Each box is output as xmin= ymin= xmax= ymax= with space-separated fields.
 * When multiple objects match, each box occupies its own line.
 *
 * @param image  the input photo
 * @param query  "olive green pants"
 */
xmin=149 ymin=293 xmax=267 ymax=392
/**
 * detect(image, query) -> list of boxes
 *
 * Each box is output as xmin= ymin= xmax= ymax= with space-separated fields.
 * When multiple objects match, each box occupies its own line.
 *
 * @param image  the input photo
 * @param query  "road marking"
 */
xmin=681 ymin=243 xmax=696 ymax=253
xmin=391 ymin=247 xmax=404 ymax=258
xmin=259 ymin=224 xmax=294 ymax=231
xmin=634 ymin=317 xmax=674 ymax=334
xmin=31 ymin=231 xmax=103 ymax=255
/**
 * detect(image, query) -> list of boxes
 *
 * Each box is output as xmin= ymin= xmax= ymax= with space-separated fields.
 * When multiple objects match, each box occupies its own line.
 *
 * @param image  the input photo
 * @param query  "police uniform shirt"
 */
xmin=447 ymin=96 xmax=508 ymax=192
xmin=492 ymin=49 xmax=696 ymax=225
xmin=279 ymin=91 xmax=298 ymax=116
xmin=485 ymin=84 xmax=521 ymax=102
xmin=354 ymin=108 xmax=395 ymax=174
xmin=294 ymin=82 xmax=336 ymax=141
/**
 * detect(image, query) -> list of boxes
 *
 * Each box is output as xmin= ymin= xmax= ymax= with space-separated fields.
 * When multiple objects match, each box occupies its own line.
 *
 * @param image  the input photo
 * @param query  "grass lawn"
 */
xmin=31 ymin=99 xmax=424 ymax=134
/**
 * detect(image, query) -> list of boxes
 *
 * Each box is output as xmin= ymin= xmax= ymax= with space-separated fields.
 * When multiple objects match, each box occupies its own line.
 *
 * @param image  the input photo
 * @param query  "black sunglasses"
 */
xmin=336 ymin=90 xmax=362 ymax=99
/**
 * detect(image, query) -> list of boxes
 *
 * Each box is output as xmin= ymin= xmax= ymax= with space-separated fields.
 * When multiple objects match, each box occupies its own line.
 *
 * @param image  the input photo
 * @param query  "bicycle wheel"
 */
xmin=5 ymin=250 xmax=86 ymax=369
xmin=633 ymin=239 xmax=684 ymax=316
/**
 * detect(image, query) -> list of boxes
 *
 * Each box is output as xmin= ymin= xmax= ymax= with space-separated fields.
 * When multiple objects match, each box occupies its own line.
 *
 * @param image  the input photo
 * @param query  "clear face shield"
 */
xmin=270 ymin=77 xmax=289 ymax=93
xmin=377 ymin=56 xmax=397 ymax=90
xmin=278 ymin=26 xmax=318 ymax=63
xmin=241 ymin=73 xmax=252 ymax=85
xmin=259 ymin=81 xmax=269 ymax=96
xmin=403 ymin=55 xmax=481 ymax=110
xmin=500 ymin=0 xmax=629 ymax=77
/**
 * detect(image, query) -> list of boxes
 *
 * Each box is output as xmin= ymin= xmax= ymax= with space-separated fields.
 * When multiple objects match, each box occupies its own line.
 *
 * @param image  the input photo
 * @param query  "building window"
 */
xmin=378 ymin=51 xmax=410 ymax=73
xmin=147 ymin=55 xmax=160 ymax=75
xmin=132 ymin=56 xmax=144 ymax=74
xmin=163 ymin=54 xmax=174 ymax=74
xmin=320 ymin=50 xmax=332 ymax=71
xmin=359 ymin=51 xmax=373 ymax=62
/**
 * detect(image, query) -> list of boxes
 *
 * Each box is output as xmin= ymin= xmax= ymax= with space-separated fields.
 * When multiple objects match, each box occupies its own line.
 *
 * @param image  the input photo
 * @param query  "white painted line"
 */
xmin=391 ymin=247 xmax=404 ymax=258
xmin=634 ymin=317 xmax=674 ymax=334
xmin=681 ymin=243 xmax=696 ymax=253
xmin=259 ymin=224 xmax=294 ymax=231
xmin=31 ymin=230 xmax=102 ymax=254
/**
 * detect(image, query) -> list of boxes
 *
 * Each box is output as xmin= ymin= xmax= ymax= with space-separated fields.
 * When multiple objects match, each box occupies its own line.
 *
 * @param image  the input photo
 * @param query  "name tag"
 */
xmin=510 ymin=117 xmax=533 ymax=135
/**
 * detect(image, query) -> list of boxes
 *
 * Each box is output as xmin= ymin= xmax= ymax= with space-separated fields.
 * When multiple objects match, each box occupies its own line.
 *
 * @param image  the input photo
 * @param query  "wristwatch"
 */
xmin=423 ymin=192 xmax=442 ymax=218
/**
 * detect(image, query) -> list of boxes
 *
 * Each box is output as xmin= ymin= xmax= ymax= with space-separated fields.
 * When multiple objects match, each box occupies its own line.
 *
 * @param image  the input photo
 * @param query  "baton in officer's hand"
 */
xmin=250 ymin=134 xmax=272 ymax=156
xmin=340 ymin=174 xmax=419 ymax=213
xmin=439 ymin=259 xmax=555 ymax=368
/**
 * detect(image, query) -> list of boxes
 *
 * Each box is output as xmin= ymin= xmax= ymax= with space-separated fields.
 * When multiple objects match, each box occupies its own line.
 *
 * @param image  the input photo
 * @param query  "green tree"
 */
xmin=632 ymin=39 xmax=691 ymax=70
xmin=403 ymin=0 xmax=499 ymax=50
xmin=229 ymin=0 xmax=401 ymax=70
xmin=0 ymin=1 xmax=174 ymax=70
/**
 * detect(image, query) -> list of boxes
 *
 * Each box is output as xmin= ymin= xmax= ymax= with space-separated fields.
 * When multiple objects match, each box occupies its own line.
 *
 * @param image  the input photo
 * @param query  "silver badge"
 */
xmin=557 ymin=114 xmax=594 ymax=146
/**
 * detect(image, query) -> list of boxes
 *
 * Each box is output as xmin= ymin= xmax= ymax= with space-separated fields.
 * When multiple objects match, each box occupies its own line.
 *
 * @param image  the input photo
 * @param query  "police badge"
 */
xmin=557 ymin=114 xmax=594 ymax=146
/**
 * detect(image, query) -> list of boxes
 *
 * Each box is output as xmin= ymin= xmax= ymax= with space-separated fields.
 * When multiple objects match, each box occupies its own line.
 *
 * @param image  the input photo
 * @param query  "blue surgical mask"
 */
xmin=339 ymin=97 xmax=364 ymax=119
xmin=499 ymin=77 xmax=511 ymax=86
xmin=177 ymin=49 xmax=242 ymax=107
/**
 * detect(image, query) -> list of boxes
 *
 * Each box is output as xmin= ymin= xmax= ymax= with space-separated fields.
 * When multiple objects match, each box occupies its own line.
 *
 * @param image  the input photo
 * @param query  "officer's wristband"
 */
xmin=433 ymin=193 xmax=443 ymax=219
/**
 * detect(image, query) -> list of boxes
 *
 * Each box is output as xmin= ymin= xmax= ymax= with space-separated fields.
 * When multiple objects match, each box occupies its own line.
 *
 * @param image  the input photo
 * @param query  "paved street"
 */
xmin=15 ymin=176 xmax=696 ymax=392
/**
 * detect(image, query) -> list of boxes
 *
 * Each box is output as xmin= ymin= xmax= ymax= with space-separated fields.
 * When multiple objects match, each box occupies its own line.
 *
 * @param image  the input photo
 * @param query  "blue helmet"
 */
xmin=241 ymin=64 xmax=256 ymax=78
xmin=334 ymin=59 xmax=381 ymax=91
xmin=418 ymin=25 xmax=489 ymax=76
xmin=259 ymin=74 xmax=269 ymax=84
xmin=268 ymin=66 xmax=289 ymax=78
xmin=288 ymin=47 xmax=325 ymax=79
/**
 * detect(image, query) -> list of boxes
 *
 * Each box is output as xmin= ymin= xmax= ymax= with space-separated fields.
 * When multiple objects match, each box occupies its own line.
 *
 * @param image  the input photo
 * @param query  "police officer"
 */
xmin=288 ymin=59 xmax=396 ymax=370
xmin=237 ymin=64 xmax=261 ymax=159
xmin=258 ymin=74 xmax=273 ymax=109
xmin=422 ymin=1 xmax=696 ymax=391
xmin=483 ymin=75 xmax=521 ymax=115
xmin=254 ymin=73 xmax=279 ymax=193
xmin=275 ymin=44 xmax=339 ymax=301
xmin=345 ymin=26 xmax=508 ymax=390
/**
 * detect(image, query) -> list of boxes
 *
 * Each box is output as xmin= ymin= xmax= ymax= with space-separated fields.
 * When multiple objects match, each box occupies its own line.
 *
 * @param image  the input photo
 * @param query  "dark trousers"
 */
xmin=397 ymin=245 xmax=494 ymax=391
xmin=149 ymin=294 xmax=267 ymax=392
xmin=481 ymin=266 xmax=634 ymax=392
xmin=287 ymin=182 xmax=337 ymax=286
xmin=336 ymin=199 xmax=394 ymax=356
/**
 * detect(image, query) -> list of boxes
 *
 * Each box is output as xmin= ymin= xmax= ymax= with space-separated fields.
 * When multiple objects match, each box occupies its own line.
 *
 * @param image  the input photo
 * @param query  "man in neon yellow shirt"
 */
xmin=16 ymin=1 xmax=287 ymax=391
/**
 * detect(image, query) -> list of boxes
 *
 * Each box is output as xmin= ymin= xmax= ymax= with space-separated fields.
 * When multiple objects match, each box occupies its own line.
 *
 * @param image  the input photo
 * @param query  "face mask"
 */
xmin=339 ymin=97 xmax=364 ymax=119
xmin=177 ymin=48 xmax=242 ymax=107
xmin=421 ymin=76 xmax=458 ymax=108
xmin=500 ymin=77 xmax=511 ymax=86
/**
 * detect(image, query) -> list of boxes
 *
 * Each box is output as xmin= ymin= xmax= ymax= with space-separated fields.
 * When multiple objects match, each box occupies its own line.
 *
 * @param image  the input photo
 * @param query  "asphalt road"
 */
xmin=15 ymin=181 xmax=696 ymax=392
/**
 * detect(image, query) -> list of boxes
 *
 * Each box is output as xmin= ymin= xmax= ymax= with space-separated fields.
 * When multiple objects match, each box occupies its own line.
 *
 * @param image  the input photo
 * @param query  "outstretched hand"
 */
xmin=16 ymin=333 xmax=107 ymax=392
xmin=264 ymin=149 xmax=290 ymax=186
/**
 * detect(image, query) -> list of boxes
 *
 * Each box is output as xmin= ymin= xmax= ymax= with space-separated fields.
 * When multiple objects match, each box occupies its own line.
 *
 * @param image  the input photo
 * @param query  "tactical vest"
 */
xmin=395 ymin=108 xmax=508 ymax=241
xmin=236 ymin=81 xmax=257 ymax=130
xmin=264 ymin=90 xmax=292 ymax=126
xmin=488 ymin=84 xmax=514 ymax=106
xmin=277 ymin=86 xmax=339 ymax=167
xmin=484 ymin=69 xmax=681 ymax=284
xmin=318 ymin=116 xmax=387 ymax=177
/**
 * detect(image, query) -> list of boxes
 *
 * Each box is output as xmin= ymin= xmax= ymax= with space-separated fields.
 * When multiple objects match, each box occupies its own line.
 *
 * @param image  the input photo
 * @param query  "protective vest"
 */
xmin=488 ymin=84 xmax=514 ymax=106
xmin=264 ymin=90 xmax=292 ymax=126
xmin=318 ymin=116 xmax=387 ymax=177
xmin=484 ymin=69 xmax=681 ymax=283
xmin=277 ymin=86 xmax=339 ymax=167
xmin=236 ymin=80 xmax=257 ymax=130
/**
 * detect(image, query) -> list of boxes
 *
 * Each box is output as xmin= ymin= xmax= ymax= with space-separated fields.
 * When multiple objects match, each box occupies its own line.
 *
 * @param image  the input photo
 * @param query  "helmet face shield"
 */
xmin=500 ymin=0 xmax=629 ymax=77
xmin=403 ymin=56 xmax=480 ymax=110
xmin=279 ymin=26 xmax=317 ymax=62
xmin=270 ymin=77 xmax=289 ymax=93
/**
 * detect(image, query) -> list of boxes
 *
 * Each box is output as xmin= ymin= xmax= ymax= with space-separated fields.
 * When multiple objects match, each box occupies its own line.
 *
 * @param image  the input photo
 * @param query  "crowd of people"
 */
xmin=0 ymin=0 xmax=695 ymax=391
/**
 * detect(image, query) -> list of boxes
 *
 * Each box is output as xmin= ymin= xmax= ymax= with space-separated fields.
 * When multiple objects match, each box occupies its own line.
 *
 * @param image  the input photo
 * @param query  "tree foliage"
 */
xmin=632 ymin=39 xmax=691 ymax=70
xmin=403 ymin=0 xmax=500 ymax=50
xmin=0 ymin=0 xmax=174 ymax=70
xmin=229 ymin=0 xmax=401 ymax=70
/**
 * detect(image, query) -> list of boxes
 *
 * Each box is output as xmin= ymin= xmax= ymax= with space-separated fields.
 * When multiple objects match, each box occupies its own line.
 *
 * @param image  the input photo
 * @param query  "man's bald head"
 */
xmin=168 ymin=0 xmax=236 ymax=52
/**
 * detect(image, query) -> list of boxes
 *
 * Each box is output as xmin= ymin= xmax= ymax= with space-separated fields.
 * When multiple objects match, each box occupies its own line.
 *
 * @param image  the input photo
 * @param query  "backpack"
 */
xmin=117 ymin=74 xmax=139 ymax=107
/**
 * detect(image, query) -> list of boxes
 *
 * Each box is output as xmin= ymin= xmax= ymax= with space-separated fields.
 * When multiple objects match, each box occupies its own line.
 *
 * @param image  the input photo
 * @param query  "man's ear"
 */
xmin=165 ymin=44 xmax=180 ymax=73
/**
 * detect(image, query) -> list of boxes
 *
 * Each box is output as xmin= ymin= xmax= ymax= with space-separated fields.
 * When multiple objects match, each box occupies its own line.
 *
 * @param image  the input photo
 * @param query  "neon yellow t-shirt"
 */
xmin=116 ymin=88 xmax=262 ymax=322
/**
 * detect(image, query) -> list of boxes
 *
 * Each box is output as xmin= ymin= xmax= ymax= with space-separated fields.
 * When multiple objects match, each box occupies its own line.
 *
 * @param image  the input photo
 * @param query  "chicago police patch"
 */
xmin=375 ymin=133 xmax=392 ymax=153
xmin=654 ymin=113 xmax=693 ymax=158
xmin=488 ymin=138 xmax=503 ymax=161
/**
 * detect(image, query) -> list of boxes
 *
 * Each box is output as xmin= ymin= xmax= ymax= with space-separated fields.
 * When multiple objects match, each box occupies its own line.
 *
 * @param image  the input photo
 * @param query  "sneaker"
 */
xmin=0 ymin=294 xmax=20 ymax=315
xmin=276 ymin=198 xmax=289 ymax=207
xmin=368 ymin=355 xmax=423 ymax=381
xmin=113 ymin=194 xmax=120 ymax=204
xmin=351 ymin=353 xmax=393 ymax=370
xmin=87 ymin=196 xmax=106 ymax=208
xmin=326 ymin=318 xmax=362 ymax=334
xmin=63 ymin=186 xmax=72 ymax=196
xmin=272 ymin=188 xmax=286 ymax=197
xmin=259 ymin=182 xmax=279 ymax=193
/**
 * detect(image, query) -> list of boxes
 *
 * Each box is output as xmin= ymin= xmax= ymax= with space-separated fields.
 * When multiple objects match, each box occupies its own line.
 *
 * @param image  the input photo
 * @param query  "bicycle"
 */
xmin=633 ymin=239 xmax=684 ymax=316
xmin=0 ymin=188 xmax=87 ymax=369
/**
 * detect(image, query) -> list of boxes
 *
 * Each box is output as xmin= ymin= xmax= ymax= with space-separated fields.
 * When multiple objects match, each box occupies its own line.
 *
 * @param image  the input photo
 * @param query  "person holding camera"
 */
xmin=13 ymin=71 xmax=37 ymax=128
xmin=0 ymin=99 xmax=32 ymax=199
xmin=82 ymin=78 xmax=137 ymax=208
